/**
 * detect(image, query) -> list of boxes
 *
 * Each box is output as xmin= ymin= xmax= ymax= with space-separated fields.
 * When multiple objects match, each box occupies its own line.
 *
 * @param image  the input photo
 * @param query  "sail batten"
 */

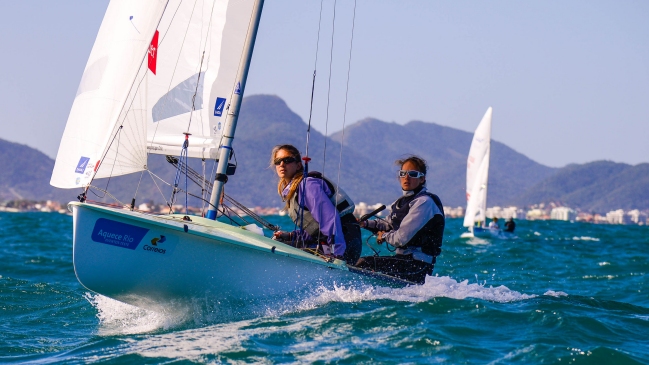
xmin=463 ymin=107 xmax=492 ymax=228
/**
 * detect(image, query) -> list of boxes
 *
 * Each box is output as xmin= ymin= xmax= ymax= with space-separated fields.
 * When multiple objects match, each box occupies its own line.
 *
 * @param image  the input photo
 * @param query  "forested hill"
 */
xmin=513 ymin=161 xmax=649 ymax=212
xmin=329 ymin=117 xmax=556 ymax=208
xmin=2 ymin=95 xmax=647 ymax=212
xmin=0 ymin=139 xmax=70 ymax=202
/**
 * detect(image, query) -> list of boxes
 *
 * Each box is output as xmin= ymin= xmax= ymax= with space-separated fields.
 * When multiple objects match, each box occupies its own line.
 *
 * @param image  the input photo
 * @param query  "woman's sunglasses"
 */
xmin=274 ymin=156 xmax=297 ymax=166
xmin=398 ymin=170 xmax=425 ymax=178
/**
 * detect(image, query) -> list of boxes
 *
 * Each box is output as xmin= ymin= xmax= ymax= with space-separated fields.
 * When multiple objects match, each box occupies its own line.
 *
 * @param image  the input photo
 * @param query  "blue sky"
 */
xmin=0 ymin=0 xmax=647 ymax=167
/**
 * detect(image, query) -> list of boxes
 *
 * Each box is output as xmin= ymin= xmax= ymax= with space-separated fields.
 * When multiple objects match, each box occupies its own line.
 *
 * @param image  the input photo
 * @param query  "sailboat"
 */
xmin=462 ymin=107 xmax=495 ymax=239
xmin=51 ymin=0 xmax=409 ymax=310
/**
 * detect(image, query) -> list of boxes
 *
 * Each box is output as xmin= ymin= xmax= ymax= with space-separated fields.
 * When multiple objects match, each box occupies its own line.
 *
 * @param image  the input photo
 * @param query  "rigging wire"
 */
xmin=166 ymin=156 xmax=279 ymax=231
xmin=304 ymin=0 xmax=326 ymax=159
xmin=335 ymin=0 xmax=357 ymax=203
xmin=146 ymin=169 xmax=173 ymax=207
xmin=321 ymin=0 xmax=338 ymax=180
xmin=293 ymin=0 xmax=327 ymax=250
xmin=312 ymin=0 xmax=339 ymax=254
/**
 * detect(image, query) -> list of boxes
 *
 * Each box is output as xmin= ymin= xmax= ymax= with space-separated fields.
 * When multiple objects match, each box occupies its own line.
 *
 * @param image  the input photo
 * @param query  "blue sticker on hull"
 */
xmin=91 ymin=218 xmax=149 ymax=250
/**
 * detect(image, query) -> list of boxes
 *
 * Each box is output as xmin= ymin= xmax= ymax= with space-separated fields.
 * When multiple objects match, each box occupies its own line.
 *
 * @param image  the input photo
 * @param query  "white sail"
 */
xmin=50 ymin=0 xmax=168 ymax=189
xmin=50 ymin=0 xmax=421 ymax=312
xmin=463 ymin=107 xmax=492 ymax=227
xmin=51 ymin=0 xmax=257 ymax=189
xmin=145 ymin=0 xmax=256 ymax=159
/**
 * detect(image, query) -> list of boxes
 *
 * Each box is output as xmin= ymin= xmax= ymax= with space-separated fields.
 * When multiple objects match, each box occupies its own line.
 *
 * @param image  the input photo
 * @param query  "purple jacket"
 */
xmin=282 ymin=177 xmax=346 ymax=256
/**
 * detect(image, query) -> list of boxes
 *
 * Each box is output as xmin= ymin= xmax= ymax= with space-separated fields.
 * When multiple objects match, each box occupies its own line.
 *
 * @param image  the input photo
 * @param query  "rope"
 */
xmin=87 ymin=185 xmax=127 ymax=206
xmin=165 ymin=155 xmax=279 ymax=231
xmin=169 ymin=135 xmax=190 ymax=213
xmin=146 ymin=169 xmax=172 ymax=207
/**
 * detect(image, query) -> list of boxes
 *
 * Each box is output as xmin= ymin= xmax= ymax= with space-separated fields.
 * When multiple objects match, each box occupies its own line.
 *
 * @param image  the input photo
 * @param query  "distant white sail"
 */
xmin=463 ymin=107 xmax=492 ymax=227
xmin=51 ymin=0 xmax=257 ymax=189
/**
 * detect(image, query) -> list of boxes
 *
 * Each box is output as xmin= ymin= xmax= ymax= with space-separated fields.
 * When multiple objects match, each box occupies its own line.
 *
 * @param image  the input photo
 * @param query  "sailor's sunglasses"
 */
xmin=274 ymin=156 xmax=297 ymax=166
xmin=398 ymin=170 xmax=425 ymax=178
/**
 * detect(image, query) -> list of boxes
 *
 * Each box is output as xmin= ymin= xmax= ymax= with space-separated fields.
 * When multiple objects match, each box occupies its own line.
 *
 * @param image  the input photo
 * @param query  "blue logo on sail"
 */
xmin=214 ymin=97 xmax=226 ymax=117
xmin=91 ymin=218 xmax=149 ymax=250
xmin=234 ymin=82 xmax=241 ymax=95
xmin=75 ymin=157 xmax=90 ymax=174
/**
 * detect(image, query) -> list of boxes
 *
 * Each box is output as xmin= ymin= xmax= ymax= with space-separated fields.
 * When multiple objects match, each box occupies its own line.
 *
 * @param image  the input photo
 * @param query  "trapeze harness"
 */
xmin=287 ymin=171 xmax=356 ymax=243
xmin=389 ymin=187 xmax=445 ymax=262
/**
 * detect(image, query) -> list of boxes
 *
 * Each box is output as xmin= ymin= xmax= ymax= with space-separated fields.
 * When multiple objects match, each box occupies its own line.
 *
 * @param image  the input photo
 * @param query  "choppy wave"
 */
xmin=87 ymin=274 xmax=537 ymax=336
xmin=2 ymin=213 xmax=649 ymax=364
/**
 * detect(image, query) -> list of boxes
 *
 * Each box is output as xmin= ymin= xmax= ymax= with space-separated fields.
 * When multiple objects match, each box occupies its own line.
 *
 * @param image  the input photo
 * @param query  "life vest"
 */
xmin=389 ymin=187 xmax=445 ymax=257
xmin=287 ymin=171 xmax=356 ymax=238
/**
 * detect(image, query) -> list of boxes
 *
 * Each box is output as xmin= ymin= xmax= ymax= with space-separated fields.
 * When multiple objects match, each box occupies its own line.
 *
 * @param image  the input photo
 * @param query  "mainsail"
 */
xmin=463 ymin=107 xmax=492 ymax=228
xmin=146 ymin=0 xmax=255 ymax=159
xmin=51 ymin=0 xmax=257 ymax=189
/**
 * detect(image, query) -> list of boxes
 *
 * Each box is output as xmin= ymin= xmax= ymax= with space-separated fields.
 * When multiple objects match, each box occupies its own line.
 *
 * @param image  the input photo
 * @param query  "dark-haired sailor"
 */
xmin=270 ymin=144 xmax=362 ymax=263
xmin=356 ymin=155 xmax=445 ymax=284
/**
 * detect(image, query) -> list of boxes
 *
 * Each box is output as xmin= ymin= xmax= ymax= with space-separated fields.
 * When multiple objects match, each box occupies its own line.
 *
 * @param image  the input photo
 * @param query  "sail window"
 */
xmin=152 ymin=72 xmax=204 ymax=123
xmin=75 ymin=57 xmax=108 ymax=96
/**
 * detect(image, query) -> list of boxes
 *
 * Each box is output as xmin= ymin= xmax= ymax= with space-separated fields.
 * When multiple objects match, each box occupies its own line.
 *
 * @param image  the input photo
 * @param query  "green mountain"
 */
xmin=329 ymin=117 xmax=557 ymax=208
xmin=514 ymin=161 xmax=649 ymax=212
xmin=0 ymin=139 xmax=70 ymax=203
xmin=2 ymin=94 xmax=647 ymax=213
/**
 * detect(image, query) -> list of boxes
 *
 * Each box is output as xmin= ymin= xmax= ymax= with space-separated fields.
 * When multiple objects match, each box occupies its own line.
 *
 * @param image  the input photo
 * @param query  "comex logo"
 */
xmin=151 ymin=235 xmax=166 ymax=245
xmin=144 ymin=235 xmax=168 ymax=254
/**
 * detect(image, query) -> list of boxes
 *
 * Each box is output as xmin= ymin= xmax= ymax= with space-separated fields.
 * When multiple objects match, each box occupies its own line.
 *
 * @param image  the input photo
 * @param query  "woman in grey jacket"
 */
xmin=356 ymin=155 xmax=445 ymax=284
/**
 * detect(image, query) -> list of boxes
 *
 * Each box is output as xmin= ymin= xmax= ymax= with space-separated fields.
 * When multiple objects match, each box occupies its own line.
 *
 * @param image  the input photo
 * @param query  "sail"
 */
xmin=463 ymin=107 xmax=492 ymax=227
xmin=50 ymin=0 xmax=168 ymax=189
xmin=145 ymin=0 xmax=256 ymax=159
xmin=51 ymin=0 xmax=258 ymax=189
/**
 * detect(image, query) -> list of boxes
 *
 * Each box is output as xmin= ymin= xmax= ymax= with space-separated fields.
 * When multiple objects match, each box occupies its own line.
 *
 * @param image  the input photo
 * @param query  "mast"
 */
xmin=206 ymin=0 xmax=264 ymax=220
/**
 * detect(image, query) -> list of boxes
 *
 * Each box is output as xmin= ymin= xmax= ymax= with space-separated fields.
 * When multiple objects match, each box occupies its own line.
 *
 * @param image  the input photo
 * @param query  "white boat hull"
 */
xmin=470 ymin=226 xmax=517 ymax=240
xmin=70 ymin=202 xmax=408 ymax=309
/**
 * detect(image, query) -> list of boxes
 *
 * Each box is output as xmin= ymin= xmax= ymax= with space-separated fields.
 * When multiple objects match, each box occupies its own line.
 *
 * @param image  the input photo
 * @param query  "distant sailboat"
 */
xmin=462 ymin=107 xmax=493 ymax=238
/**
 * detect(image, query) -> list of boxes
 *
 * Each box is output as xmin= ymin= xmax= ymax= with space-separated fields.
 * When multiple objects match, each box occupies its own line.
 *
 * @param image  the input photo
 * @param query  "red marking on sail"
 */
xmin=148 ymin=30 xmax=159 ymax=75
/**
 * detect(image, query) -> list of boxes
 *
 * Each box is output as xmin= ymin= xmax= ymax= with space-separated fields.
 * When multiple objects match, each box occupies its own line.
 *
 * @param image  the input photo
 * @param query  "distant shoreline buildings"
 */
xmin=1 ymin=199 xmax=647 ymax=226
xmin=439 ymin=203 xmax=648 ymax=226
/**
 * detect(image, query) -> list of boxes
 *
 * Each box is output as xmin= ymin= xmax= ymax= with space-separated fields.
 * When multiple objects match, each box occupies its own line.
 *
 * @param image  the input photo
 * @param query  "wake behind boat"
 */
xmin=52 ymin=0 xmax=415 ymax=310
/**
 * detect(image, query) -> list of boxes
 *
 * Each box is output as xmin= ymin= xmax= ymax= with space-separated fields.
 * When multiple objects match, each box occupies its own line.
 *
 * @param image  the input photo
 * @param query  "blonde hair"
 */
xmin=271 ymin=144 xmax=304 ymax=209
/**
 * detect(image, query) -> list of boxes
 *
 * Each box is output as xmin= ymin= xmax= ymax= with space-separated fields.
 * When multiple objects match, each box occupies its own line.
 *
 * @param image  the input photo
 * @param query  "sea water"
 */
xmin=1 ymin=211 xmax=648 ymax=364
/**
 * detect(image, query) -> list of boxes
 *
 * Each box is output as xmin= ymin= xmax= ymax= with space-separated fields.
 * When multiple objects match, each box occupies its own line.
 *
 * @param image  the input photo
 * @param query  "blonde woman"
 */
xmin=271 ymin=144 xmax=361 ymax=263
